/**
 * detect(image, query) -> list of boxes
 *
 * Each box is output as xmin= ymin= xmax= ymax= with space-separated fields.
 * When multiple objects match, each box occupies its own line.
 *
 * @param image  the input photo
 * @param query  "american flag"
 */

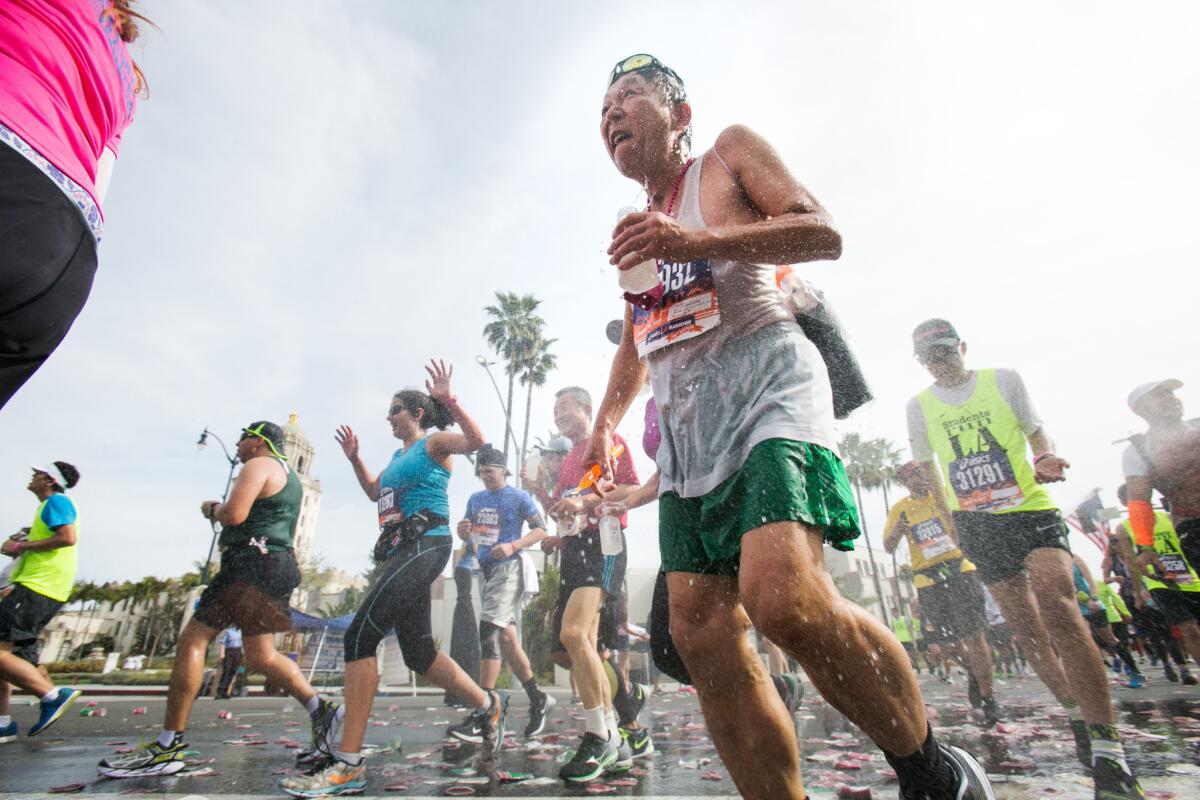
xmin=1065 ymin=490 xmax=1110 ymax=553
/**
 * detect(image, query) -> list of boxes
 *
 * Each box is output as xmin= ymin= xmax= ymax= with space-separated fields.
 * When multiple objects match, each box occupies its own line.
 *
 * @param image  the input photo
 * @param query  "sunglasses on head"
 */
xmin=608 ymin=53 xmax=683 ymax=88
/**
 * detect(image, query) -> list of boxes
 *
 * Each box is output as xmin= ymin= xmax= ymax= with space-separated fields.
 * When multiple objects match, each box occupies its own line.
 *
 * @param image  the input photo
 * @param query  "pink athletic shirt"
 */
xmin=0 ymin=0 xmax=138 ymax=214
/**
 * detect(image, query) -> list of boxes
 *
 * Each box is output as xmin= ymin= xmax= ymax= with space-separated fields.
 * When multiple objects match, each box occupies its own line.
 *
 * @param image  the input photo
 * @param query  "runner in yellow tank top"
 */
xmin=905 ymin=318 xmax=1142 ymax=798
xmin=883 ymin=461 xmax=999 ymax=728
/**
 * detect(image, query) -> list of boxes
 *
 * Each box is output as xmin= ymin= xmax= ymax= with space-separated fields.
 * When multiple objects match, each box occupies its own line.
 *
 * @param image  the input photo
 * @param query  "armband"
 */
xmin=1128 ymin=499 xmax=1156 ymax=547
xmin=1033 ymin=453 xmax=1056 ymax=465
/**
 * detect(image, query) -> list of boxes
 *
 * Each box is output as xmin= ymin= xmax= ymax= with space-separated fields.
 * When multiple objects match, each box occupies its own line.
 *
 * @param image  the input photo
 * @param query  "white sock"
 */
xmin=156 ymin=729 xmax=180 ymax=748
xmin=584 ymin=705 xmax=608 ymax=738
xmin=41 ymin=689 xmax=58 ymax=702
xmin=0 ymin=715 xmax=11 ymax=727
xmin=304 ymin=695 xmax=321 ymax=716
xmin=605 ymin=709 xmax=620 ymax=742
xmin=475 ymin=691 xmax=494 ymax=714
xmin=334 ymin=749 xmax=363 ymax=766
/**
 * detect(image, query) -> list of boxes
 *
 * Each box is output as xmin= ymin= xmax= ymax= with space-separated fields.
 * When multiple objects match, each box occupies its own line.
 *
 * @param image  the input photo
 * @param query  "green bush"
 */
xmin=45 ymin=660 xmax=104 ymax=674
xmin=98 ymin=670 xmax=172 ymax=685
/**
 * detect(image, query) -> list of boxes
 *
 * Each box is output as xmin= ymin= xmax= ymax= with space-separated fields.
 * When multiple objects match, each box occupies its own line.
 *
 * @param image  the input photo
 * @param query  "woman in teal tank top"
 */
xmin=283 ymin=361 xmax=508 ymax=795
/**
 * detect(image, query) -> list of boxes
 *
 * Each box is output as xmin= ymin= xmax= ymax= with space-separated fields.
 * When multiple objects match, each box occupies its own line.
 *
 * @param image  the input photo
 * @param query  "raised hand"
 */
xmin=335 ymin=425 xmax=359 ymax=461
xmin=425 ymin=358 xmax=454 ymax=404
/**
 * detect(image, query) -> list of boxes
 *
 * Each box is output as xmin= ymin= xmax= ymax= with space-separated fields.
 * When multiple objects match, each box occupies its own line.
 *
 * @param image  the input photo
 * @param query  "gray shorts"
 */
xmin=479 ymin=557 xmax=524 ymax=627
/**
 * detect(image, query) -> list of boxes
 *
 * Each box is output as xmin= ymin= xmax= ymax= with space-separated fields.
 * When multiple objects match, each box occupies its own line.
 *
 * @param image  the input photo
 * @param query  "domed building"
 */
xmin=281 ymin=412 xmax=322 ymax=569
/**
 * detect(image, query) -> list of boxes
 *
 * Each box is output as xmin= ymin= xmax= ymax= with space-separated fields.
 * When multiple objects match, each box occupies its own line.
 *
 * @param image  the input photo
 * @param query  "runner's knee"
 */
xmin=479 ymin=620 xmax=504 ymax=660
xmin=343 ymin=613 xmax=382 ymax=663
xmin=559 ymin=617 xmax=592 ymax=652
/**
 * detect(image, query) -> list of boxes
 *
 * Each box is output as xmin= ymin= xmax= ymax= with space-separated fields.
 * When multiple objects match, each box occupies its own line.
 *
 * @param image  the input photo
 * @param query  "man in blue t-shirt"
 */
xmin=215 ymin=627 xmax=244 ymax=699
xmin=449 ymin=445 xmax=554 ymax=740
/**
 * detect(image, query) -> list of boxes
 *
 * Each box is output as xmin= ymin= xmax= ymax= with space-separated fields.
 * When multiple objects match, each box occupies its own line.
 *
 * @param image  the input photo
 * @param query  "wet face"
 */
xmin=554 ymin=394 xmax=590 ymax=442
xmin=917 ymin=341 xmax=966 ymax=383
xmin=387 ymin=397 xmax=420 ymax=440
xmin=1136 ymin=386 xmax=1184 ymax=423
xmin=601 ymin=73 xmax=676 ymax=178
xmin=478 ymin=464 xmax=506 ymax=491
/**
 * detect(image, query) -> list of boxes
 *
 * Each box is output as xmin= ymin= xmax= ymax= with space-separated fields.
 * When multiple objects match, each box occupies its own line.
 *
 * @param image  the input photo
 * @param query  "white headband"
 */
xmin=31 ymin=463 xmax=69 ymax=491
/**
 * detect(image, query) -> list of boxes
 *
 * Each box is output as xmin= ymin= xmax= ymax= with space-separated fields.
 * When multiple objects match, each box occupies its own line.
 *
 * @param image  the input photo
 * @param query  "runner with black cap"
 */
xmin=883 ymin=460 xmax=1000 ymax=727
xmin=448 ymin=443 xmax=554 ymax=740
xmin=100 ymin=421 xmax=340 ymax=778
xmin=589 ymin=54 xmax=990 ymax=800
xmin=907 ymin=318 xmax=1143 ymax=798
xmin=0 ymin=462 xmax=83 ymax=739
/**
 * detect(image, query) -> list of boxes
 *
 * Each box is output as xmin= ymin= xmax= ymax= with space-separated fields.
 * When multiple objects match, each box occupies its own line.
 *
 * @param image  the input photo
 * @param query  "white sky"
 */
xmin=2 ymin=1 xmax=1197 ymax=585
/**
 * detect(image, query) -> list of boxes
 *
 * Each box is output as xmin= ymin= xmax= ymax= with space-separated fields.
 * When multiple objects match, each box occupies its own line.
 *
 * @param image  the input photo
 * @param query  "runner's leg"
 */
xmin=243 ymin=634 xmax=322 ymax=706
xmin=163 ymin=620 xmax=220 ymax=731
xmin=986 ymin=574 xmax=1077 ymax=705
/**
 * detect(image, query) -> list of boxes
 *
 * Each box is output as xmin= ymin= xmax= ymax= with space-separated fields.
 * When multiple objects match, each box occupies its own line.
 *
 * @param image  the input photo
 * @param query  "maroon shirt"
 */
xmin=552 ymin=432 xmax=639 ymax=531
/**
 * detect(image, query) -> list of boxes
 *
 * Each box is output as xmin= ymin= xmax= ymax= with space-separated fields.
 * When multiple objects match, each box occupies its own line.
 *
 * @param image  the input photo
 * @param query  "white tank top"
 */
xmin=647 ymin=151 xmax=838 ymax=498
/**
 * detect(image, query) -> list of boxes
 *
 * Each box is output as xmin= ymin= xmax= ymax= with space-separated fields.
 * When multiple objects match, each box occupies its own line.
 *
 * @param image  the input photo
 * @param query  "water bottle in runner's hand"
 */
xmin=615 ymin=207 xmax=661 ymax=294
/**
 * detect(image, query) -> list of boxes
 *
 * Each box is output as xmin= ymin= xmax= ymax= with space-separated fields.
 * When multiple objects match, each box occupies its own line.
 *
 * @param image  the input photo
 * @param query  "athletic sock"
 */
xmin=156 ymin=729 xmax=181 ymax=748
xmin=521 ymin=677 xmax=541 ymax=704
xmin=475 ymin=691 xmax=494 ymax=715
xmin=1089 ymin=724 xmax=1131 ymax=774
xmin=1063 ymin=699 xmax=1084 ymax=722
xmin=41 ymin=689 xmax=58 ymax=702
xmin=883 ymin=723 xmax=955 ymax=797
xmin=605 ymin=709 xmax=620 ymax=743
xmin=334 ymin=749 xmax=363 ymax=766
xmin=584 ymin=705 xmax=608 ymax=739
xmin=0 ymin=715 xmax=10 ymax=727
xmin=304 ymin=695 xmax=322 ymax=716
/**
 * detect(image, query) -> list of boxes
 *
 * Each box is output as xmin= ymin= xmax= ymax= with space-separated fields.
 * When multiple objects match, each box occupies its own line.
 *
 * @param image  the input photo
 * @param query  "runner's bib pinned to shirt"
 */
xmin=947 ymin=428 xmax=1025 ymax=513
xmin=631 ymin=258 xmax=721 ymax=358
xmin=378 ymin=488 xmax=403 ymax=532
xmin=911 ymin=516 xmax=955 ymax=560
xmin=1159 ymin=553 xmax=1196 ymax=585
xmin=471 ymin=507 xmax=501 ymax=548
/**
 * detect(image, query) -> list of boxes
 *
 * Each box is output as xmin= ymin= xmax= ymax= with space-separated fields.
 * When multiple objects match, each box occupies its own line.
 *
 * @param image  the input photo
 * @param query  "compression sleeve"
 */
xmin=1128 ymin=500 xmax=1156 ymax=547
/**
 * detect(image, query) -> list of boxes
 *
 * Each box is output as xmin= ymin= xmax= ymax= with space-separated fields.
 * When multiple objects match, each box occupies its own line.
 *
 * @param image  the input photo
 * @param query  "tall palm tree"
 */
xmin=518 ymin=335 xmax=557 ymax=480
xmin=483 ymin=292 xmax=544 ymax=464
xmin=838 ymin=433 xmax=893 ymax=626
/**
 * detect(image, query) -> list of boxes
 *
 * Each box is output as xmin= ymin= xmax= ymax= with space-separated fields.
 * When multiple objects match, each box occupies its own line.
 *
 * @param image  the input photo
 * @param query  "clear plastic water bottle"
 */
xmin=616 ymin=206 xmax=661 ymax=294
xmin=599 ymin=512 xmax=624 ymax=556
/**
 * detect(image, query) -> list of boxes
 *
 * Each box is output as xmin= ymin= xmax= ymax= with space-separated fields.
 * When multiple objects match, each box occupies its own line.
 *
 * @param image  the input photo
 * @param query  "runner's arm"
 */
xmin=1125 ymin=476 xmax=1157 ymax=549
xmin=609 ymin=125 xmax=841 ymax=267
xmin=883 ymin=515 xmax=905 ymax=554
xmin=1 ymin=524 xmax=75 ymax=553
xmin=335 ymin=425 xmax=381 ymax=501
xmin=209 ymin=458 xmax=273 ymax=526
xmin=513 ymin=513 xmax=549 ymax=552
xmin=425 ymin=359 xmax=486 ymax=458
xmin=1028 ymin=428 xmax=1070 ymax=483
xmin=585 ymin=306 xmax=648 ymax=481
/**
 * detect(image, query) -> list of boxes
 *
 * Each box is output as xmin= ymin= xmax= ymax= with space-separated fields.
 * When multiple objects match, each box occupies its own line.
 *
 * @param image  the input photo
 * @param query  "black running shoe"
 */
xmin=558 ymin=732 xmax=618 ymax=783
xmin=478 ymin=690 xmax=509 ymax=755
xmin=1164 ymin=664 xmax=1179 ymax=682
xmin=942 ymin=743 xmax=997 ymax=800
xmin=1183 ymin=669 xmax=1198 ymax=686
xmin=622 ymin=725 xmax=655 ymax=759
xmin=1093 ymin=756 xmax=1145 ymax=800
xmin=523 ymin=691 xmax=556 ymax=739
xmin=615 ymin=681 xmax=648 ymax=727
xmin=98 ymin=739 xmax=188 ymax=778
xmin=967 ymin=673 xmax=982 ymax=709
xmin=447 ymin=709 xmax=485 ymax=744
xmin=1070 ymin=719 xmax=1093 ymax=769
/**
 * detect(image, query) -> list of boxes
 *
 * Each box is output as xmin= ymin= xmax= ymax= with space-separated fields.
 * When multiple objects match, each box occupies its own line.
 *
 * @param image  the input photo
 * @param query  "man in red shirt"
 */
xmin=544 ymin=386 xmax=641 ymax=782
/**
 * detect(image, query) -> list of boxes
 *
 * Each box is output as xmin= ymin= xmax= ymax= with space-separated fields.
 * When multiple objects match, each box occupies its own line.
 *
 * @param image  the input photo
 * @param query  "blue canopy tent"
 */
xmin=288 ymin=609 xmax=354 ymax=684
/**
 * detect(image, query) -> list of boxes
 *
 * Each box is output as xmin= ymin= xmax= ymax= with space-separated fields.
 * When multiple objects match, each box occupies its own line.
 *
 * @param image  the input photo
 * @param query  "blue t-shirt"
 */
xmin=464 ymin=485 xmax=540 ymax=563
xmin=40 ymin=494 xmax=77 ymax=528
xmin=377 ymin=437 xmax=451 ymax=537
xmin=218 ymin=627 xmax=243 ymax=648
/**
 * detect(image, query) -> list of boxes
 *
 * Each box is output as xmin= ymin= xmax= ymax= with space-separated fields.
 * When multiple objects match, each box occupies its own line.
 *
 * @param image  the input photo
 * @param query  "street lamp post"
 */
xmin=196 ymin=427 xmax=239 ymax=585
xmin=474 ymin=355 xmax=521 ymax=461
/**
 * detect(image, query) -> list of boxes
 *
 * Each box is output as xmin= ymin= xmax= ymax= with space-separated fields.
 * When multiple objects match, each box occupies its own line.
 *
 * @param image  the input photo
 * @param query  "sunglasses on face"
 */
xmin=388 ymin=405 xmax=406 ymax=417
xmin=915 ymin=344 xmax=958 ymax=365
xmin=608 ymin=53 xmax=684 ymax=89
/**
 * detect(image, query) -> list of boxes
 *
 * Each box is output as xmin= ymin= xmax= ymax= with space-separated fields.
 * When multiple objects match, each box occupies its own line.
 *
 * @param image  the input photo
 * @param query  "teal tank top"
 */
xmin=378 ymin=437 xmax=450 ymax=536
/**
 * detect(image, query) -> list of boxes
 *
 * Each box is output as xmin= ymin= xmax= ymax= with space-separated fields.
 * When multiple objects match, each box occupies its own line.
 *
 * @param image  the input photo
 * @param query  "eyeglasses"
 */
xmin=608 ymin=53 xmax=683 ymax=88
xmin=914 ymin=344 xmax=958 ymax=365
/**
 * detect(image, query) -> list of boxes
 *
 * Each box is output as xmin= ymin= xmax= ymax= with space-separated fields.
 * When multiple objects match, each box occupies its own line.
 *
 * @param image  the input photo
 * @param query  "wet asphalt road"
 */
xmin=3 ymin=670 xmax=1200 ymax=798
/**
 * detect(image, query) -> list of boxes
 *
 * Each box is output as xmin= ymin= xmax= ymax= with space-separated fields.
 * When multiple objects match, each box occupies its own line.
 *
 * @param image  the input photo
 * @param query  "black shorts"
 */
xmin=193 ymin=549 xmax=301 ymax=636
xmin=550 ymin=532 xmax=627 ymax=655
xmin=1178 ymin=519 xmax=1200 ymax=573
xmin=917 ymin=570 xmax=988 ymax=642
xmin=0 ymin=143 xmax=99 ymax=410
xmin=0 ymin=583 xmax=63 ymax=664
xmin=1151 ymin=588 xmax=1200 ymax=625
xmin=1084 ymin=611 xmax=1111 ymax=634
xmin=955 ymin=509 xmax=1071 ymax=584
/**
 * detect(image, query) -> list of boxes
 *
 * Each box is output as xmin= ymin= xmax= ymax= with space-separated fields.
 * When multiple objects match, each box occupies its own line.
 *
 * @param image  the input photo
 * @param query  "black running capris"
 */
xmin=343 ymin=537 xmax=451 ymax=670
xmin=0 ymin=144 xmax=99 ymax=410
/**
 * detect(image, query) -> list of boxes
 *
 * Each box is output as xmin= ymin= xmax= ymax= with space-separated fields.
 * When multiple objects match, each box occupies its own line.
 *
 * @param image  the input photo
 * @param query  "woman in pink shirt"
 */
xmin=0 ymin=0 xmax=148 ymax=410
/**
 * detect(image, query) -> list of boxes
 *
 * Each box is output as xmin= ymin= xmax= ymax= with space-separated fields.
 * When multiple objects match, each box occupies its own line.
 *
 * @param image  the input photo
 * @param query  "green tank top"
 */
xmin=915 ymin=369 xmax=1054 ymax=515
xmin=218 ymin=459 xmax=302 ymax=552
xmin=1120 ymin=514 xmax=1200 ymax=592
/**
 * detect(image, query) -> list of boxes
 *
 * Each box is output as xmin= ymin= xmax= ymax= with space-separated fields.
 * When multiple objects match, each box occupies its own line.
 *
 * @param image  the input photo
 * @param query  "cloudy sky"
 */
xmin=2 ymin=1 xmax=1197 ymax=585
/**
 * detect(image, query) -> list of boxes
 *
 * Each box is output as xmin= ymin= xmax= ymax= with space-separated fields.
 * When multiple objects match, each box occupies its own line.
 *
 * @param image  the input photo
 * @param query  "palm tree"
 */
xmin=518 ymin=335 xmax=557 ymax=480
xmin=483 ymin=292 xmax=544 ymax=465
xmin=838 ymin=433 xmax=895 ymax=626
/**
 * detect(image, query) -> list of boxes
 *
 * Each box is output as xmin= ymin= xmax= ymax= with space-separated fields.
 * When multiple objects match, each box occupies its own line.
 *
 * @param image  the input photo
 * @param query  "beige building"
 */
xmin=281 ymin=413 xmax=322 ymax=570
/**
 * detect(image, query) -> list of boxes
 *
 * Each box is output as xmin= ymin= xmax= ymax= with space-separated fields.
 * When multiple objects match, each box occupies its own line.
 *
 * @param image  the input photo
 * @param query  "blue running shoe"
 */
xmin=1127 ymin=673 xmax=1146 ymax=689
xmin=29 ymin=688 xmax=82 ymax=736
xmin=0 ymin=719 xmax=17 ymax=742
